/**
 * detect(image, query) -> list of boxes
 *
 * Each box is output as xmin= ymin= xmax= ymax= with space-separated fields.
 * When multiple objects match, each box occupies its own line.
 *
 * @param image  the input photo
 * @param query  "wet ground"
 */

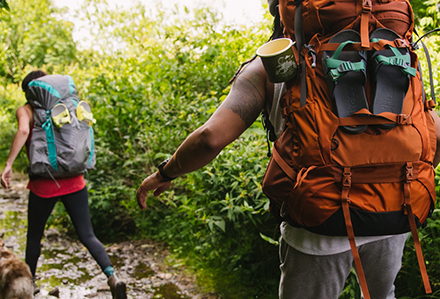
xmin=0 ymin=178 xmax=218 ymax=299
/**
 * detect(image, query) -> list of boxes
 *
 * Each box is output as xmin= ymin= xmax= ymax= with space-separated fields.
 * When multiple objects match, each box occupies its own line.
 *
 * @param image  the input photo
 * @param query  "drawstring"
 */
xmin=293 ymin=166 xmax=317 ymax=188
xmin=44 ymin=164 xmax=60 ymax=188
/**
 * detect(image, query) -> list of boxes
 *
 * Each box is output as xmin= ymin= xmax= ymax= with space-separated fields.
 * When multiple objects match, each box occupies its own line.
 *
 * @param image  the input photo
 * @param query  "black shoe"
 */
xmin=107 ymin=274 xmax=127 ymax=299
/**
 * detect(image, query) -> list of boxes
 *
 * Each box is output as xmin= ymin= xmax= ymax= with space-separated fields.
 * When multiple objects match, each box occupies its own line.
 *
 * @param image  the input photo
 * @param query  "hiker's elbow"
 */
xmin=197 ymin=126 xmax=228 ymax=154
xmin=17 ymin=126 xmax=30 ymax=137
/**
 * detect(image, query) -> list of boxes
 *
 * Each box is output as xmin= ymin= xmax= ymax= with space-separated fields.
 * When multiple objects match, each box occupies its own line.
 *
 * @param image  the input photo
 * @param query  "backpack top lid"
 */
xmin=26 ymin=75 xmax=78 ymax=110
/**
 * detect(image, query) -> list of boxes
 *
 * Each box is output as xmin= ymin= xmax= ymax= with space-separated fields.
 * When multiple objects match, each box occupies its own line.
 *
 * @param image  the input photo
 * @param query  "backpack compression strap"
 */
xmin=361 ymin=0 xmax=372 ymax=48
xmin=340 ymin=167 xmax=371 ymax=299
xmin=403 ymin=162 xmax=432 ymax=294
xmin=340 ymin=163 xmax=432 ymax=297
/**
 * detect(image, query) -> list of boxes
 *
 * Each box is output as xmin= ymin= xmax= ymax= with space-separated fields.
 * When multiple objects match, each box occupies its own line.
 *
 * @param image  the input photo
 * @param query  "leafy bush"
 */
xmin=67 ymin=2 xmax=278 ymax=295
xmin=1 ymin=0 xmax=440 ymax=297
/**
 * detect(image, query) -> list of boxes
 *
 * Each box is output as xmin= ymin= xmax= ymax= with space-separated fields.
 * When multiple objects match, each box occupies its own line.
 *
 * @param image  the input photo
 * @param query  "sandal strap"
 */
xmin=327 ymin=60 xmax=366 ymax=81
xmin=325 ymin=40 xmax=366 ymax=82
xmin=371 ymin=39 xmax=417 ymax=77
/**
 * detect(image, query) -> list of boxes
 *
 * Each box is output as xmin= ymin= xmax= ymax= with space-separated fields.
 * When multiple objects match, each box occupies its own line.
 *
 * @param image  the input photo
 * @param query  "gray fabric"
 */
xmin=270 ymin=83 xmax=286 ymax=139
xmin=279 ymin=234 xmax=408 ymax=299
xmin=26 ymin=75 xmax=96 ymax=178
xmin=268 ymin=0 xmax=278 ymax=16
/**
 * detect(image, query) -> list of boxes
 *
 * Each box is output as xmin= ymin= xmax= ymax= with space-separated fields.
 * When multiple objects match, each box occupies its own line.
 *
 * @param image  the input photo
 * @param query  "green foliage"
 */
xmin=0 ymin=0 xmax=8 ymax=11
xmin=142 ymin=127 xmax=281 ymax=297
xmin=412 ymin=0 xmax=440 ymax=30
xmin=62 ymin=2 xmax=276 ymax=295
xmin=0 ymin=0 xmax=77 ymax=82
xmin=339 ymin=270 xmax=361 ymax=299
xmin=0 ymin=78 xmax=28 ymax=170
xmin=1 ymin=0 xmax=440 ymax=297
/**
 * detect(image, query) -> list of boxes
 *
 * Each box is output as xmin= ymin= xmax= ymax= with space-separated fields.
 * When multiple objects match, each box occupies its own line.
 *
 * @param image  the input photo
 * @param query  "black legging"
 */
xmin=25 ymin=186 xmax=112 ymax=276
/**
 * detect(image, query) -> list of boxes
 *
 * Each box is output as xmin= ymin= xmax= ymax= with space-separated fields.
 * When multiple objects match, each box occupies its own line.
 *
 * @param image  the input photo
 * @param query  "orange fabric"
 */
xmin=340 ymin=167 xmax=371 ymax=299
xmin=261 ymin=0 xmax=436 ymax=295
xmin=263 ymin=0 xmax=435 ymax=228
xmin=279 ymin=0 xmax=414 ymax=44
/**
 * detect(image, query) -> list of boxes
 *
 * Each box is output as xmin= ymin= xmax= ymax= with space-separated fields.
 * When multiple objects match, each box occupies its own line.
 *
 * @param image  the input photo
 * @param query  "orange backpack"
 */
xmin=262 ymin=0 xmax=437 ymax=297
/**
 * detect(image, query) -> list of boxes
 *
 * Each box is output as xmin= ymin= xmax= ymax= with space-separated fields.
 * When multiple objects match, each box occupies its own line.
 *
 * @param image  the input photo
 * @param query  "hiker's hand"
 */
xmin=136 ymin=172 xmax=171 ymax=210
xmin=1 ymin=165 xmax=12 ymax=189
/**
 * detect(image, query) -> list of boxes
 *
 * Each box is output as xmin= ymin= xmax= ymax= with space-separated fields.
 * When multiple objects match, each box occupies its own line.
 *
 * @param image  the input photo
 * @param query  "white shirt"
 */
xmin=280 ymin=221 xmax=408 ymax=255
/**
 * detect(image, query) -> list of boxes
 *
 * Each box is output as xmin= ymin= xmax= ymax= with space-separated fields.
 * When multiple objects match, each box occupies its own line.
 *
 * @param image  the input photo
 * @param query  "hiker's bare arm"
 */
xmin=167 ymin=59 xmax=269 ymax=174
xmin=1 ymin=105 xmax=32 ymax=188
xmin=137 ymin=58 xmax=272 ymax=209
xmin=430 ymin=110 xmax=440 ymax=167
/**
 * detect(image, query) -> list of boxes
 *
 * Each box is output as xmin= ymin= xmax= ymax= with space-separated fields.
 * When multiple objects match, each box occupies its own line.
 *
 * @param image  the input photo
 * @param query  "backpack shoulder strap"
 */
xmin=293 ymin=0 xmax=307 ymax=107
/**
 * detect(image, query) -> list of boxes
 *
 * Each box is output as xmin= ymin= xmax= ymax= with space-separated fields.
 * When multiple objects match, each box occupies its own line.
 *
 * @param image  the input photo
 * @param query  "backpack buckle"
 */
xmin=362 ymin=0 xmax=372 ymax=12
xmin=304 ymin=44 xmax=316 ymax=68
xmin=343 ymin=168 xmax=352 ymax=188
xmin=406 ymin=163 xmax=414 ymax=183
xmin=394 ymin=38 xmax=409 ymax=48
xmin=391 ymin=57 xmax=408 ymax=68
xmin=397 ymin=114 xmax=412 ymax=125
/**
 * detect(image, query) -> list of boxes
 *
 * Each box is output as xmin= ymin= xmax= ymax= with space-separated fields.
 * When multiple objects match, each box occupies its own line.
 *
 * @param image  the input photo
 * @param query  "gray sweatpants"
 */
xmin=279 ymin=234 xmax=408 ymax=299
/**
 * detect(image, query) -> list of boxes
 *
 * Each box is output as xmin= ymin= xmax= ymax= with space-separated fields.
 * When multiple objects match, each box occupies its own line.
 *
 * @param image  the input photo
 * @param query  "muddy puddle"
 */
xmin=0 ymin=179 xmax=218 ymax=299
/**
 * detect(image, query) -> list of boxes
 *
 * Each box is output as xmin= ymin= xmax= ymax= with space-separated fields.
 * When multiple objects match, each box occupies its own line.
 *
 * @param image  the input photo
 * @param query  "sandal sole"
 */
xmin=369 ymin=28 xmax=410 ymax=129
xmin=323 ymin=29 xmax=368 ymax=134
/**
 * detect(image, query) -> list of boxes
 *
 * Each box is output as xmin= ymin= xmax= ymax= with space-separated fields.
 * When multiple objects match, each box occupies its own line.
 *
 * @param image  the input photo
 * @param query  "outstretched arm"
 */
xmin=137 ymin=58 xmax=273 ymax=209
xmin=1 ymin=104 xmax=32 ymax=188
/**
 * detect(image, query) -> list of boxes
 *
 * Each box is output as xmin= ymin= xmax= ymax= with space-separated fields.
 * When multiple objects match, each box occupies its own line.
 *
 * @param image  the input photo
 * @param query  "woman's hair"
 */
xmin=21 ymin=70 xmax=47 ymax=92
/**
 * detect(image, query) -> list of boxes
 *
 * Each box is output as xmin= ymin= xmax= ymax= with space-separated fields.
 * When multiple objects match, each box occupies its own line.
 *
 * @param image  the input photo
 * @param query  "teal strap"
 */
xmin=42 ymin=113 xmax=58 ymax=171
xmin=331 ymin=40 xmax=356 ymax=60
xmin=326 ymin=60 xmax=365 ymax=82
xmin=370 ymin=38 xmax=417 ymax=77
xmin=88 ymin=127 xmax=94 ymax=166
xmin=375 ymin=49 xmax=417 ymax=77
xmin=28 ymin=81 xmax=61 ymax=99
xmin=67 ymin=76 xmax=75 ymax=94
xmin=325 ymin=41 xmax=366 ymax=82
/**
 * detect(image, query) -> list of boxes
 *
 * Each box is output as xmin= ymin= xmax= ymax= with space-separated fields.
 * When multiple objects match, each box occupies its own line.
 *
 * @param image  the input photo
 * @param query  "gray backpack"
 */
xmin=26 ymin=75 xmax=96 ymax=179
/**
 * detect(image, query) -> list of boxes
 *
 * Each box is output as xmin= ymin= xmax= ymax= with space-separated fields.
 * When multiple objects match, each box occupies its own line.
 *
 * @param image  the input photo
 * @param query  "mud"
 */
xmin=0 ymin=178 xmax=218 ymax=299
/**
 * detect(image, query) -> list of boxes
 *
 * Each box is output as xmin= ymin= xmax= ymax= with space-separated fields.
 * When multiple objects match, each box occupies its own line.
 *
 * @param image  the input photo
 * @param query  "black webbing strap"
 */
xmin=420 ymin=41 xmax=436 ymax=104
xmin=417 ymin=61 xmax=427 ymax=104
xmin=413 ymin=28 xmax=439 ymax=104
xmin=294 ymin=0 xmax=307 ymax=107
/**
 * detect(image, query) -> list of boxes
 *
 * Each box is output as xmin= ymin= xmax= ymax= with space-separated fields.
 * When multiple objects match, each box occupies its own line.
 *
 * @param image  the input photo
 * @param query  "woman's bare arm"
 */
xmin=1 ymin=104 xmax=33 ymax=188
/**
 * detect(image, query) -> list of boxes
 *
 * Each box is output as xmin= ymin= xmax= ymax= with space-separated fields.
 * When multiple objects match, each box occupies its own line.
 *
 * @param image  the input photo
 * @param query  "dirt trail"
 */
xmin=0 ymin=177 xmax=218 ymax=299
